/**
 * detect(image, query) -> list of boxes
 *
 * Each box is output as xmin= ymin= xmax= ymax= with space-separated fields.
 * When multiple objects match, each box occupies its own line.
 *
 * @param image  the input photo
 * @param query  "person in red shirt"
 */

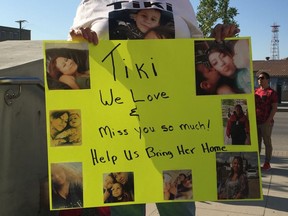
xmin=255 ymin=72 xmax=278 ymax=171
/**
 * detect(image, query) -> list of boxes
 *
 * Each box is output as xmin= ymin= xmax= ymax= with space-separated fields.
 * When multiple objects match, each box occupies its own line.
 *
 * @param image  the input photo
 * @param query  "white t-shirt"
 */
xmin=69 ymin=0 xmax=203 ymax=40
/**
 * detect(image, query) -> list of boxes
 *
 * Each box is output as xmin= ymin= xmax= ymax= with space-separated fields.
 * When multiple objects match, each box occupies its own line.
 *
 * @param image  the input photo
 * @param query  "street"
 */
xmin=271 ymin=112 xmax=288 ymax=151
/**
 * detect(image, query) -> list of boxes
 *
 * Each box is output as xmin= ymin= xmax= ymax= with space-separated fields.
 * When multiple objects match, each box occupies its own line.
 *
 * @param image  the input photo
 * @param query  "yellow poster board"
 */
xmin=44 ymin=38 xmax=262 ymax=210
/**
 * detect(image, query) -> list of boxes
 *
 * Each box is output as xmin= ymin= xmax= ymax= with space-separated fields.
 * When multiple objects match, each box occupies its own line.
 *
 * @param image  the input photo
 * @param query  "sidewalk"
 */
xmin=146 ymin=150 xmax=288 ymax=216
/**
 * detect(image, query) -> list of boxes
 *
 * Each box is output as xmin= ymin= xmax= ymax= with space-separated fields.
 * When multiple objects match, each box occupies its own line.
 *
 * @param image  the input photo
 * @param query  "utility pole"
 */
xmin=15 ymin=20 xmax=27 ymax=40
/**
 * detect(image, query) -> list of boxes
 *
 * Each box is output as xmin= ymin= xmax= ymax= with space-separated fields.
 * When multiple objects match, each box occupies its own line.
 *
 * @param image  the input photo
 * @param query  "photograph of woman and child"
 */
xmin=109 ymin=8 xmax=175 ymax=40
xmin=51 ymin=162 xmax=83 ymax=209
xmin=222 ymin=99 xmax=250 ymax=145
xmin=195 ymin=39 xmax=251 ymax=95
xmin=163 ymin=170 xmax=193 ymax=200
xmin=216 ymin=152 xmax=260 ymax=200
xmin=103 ymin=172 xmax=135 ymax=203
xmin=45 ymin=43 xmax=90 ymax=90
xmin=50 ymin=110 xmax=82 ymax=147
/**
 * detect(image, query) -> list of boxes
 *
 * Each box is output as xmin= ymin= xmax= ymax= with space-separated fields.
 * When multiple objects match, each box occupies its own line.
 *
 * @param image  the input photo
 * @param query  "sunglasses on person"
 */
xmin=257 ymin=76 xmax=266 ymax=80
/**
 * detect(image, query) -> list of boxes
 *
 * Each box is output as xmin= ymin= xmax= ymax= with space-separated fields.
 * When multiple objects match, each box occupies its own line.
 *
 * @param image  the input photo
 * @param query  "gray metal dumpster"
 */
xmin=0 ymin=41 xmax=55 ymax=216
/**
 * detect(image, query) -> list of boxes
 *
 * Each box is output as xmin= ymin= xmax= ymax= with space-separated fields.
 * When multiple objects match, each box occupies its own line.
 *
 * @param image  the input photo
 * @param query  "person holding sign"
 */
xmin=68 ymin=0 xmax=240 ymax=215
xmin=69 ymin=0 xmax=239 ymax=44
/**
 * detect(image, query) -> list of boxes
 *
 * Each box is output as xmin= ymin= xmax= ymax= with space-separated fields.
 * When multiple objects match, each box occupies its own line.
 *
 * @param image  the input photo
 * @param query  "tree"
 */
xmin=196 ymin=0 xmax=239 ymax=37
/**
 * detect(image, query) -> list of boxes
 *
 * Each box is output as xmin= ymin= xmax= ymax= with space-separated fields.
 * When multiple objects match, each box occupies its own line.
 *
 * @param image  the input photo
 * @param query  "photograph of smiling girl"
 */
xmin=45 ymin=42 xmax=90 ymax=90
xmin=216 ymin=152 xmax=261 ymax=200
xmin=109 ymin=8 xmax=175 ymax=40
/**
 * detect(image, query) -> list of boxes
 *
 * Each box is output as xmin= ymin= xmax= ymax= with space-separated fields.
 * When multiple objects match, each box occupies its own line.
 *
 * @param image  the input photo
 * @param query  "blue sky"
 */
xmin=1 ymin=0 xmax=287 ymax=60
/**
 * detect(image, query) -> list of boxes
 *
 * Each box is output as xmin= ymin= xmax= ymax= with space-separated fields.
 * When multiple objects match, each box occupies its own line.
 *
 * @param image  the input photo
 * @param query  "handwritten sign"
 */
xmin=44 ymin=38 xmax=262 ymax=210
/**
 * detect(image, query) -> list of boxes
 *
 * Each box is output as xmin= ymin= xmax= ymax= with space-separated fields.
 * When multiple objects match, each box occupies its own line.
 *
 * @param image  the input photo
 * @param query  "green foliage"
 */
xmin=196 ymin=0 xmax=239 ymax=37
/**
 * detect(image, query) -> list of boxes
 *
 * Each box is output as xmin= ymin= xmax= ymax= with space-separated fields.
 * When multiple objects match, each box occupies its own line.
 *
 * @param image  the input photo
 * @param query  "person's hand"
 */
xmin=210 ymin=24 xmax=240 ymax=42
xmin=70 ymin=27 xmax=98 ymax=45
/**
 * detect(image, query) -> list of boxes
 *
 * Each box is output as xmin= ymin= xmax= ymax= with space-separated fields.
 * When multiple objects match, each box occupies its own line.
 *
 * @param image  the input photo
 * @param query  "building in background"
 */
xmin=0 ymin=25 xmax=31 ymax=41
